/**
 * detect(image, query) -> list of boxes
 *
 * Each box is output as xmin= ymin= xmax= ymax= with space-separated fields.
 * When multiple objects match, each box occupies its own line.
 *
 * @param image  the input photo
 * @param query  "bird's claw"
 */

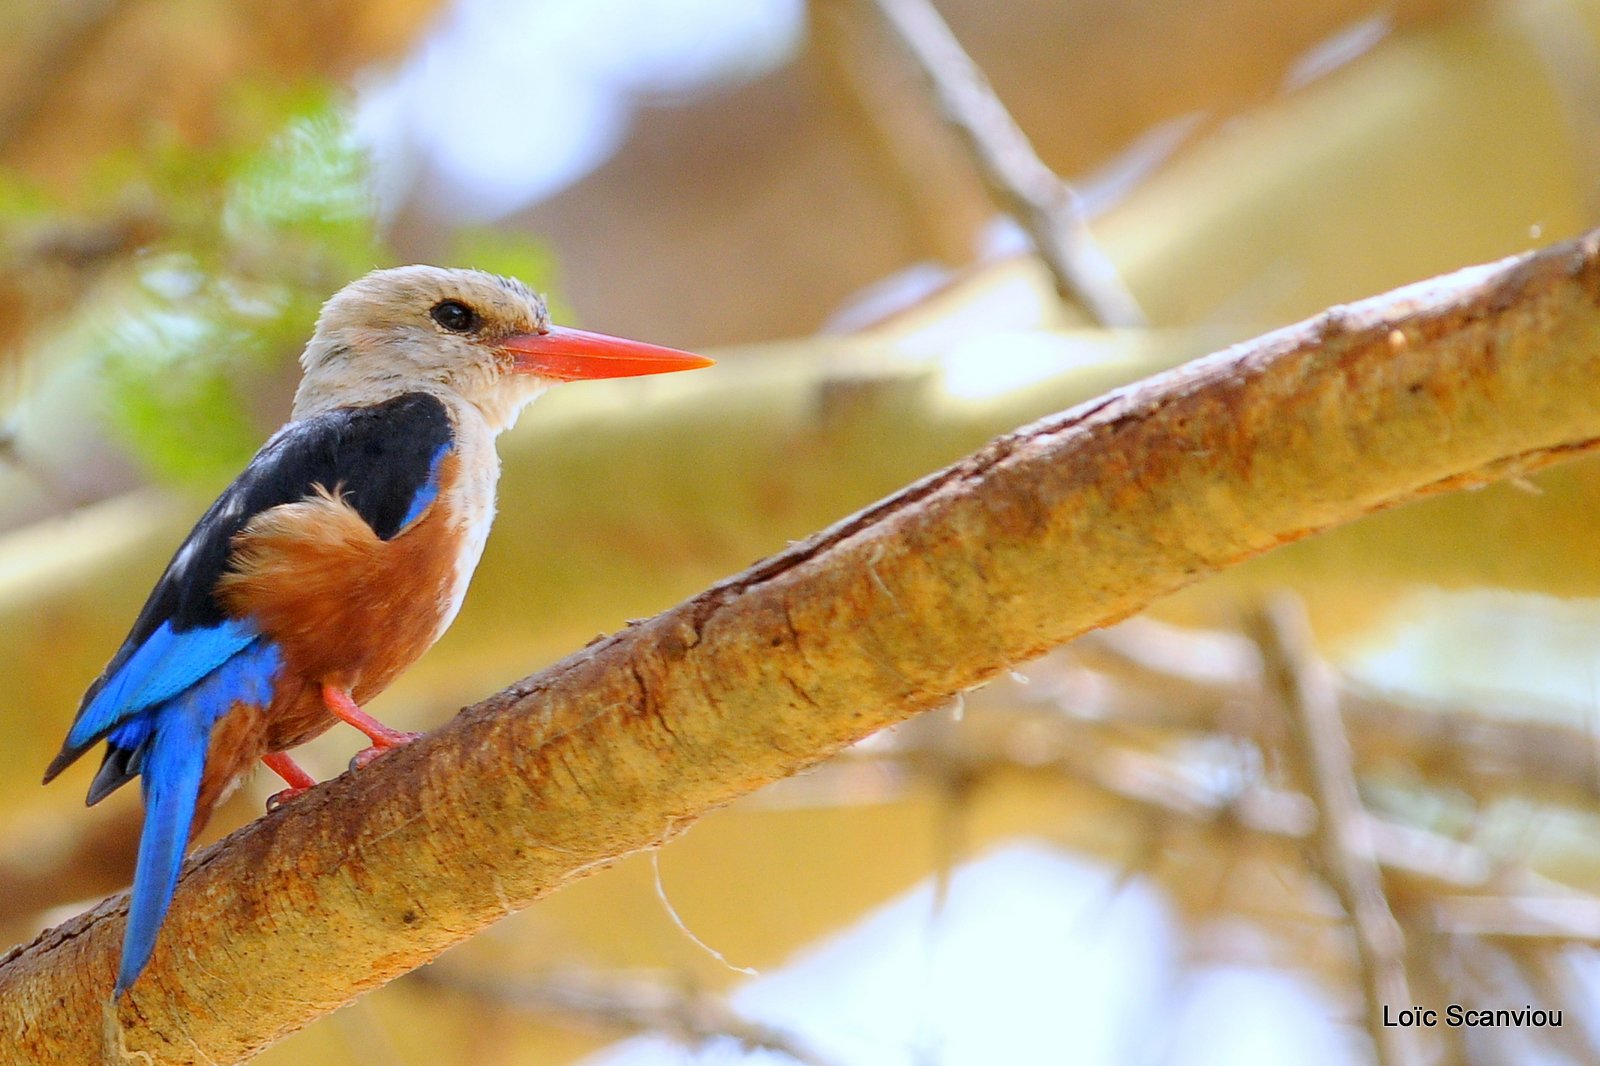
xmin=266 ymin=785 xmax=309 ymax=812
xmin=348 ymin=731 xmax=423 ymax=772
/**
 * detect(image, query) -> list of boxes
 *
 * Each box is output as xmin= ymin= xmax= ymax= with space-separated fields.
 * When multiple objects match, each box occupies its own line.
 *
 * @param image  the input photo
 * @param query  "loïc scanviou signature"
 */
xmin=1383 ymin=1004 xmax=1562 ymax=1028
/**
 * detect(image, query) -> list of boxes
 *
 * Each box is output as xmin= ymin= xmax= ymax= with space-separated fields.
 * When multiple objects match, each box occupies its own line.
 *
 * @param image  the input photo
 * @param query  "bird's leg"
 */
xmin=262 ymin=751 xmax=318 ymax=811
xmin=322 ymin=683 xmax=423 ymax=770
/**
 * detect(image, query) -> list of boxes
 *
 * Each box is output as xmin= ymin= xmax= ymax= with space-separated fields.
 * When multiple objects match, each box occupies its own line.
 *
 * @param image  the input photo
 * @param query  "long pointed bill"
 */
xmin=499 ymin=326 xmax=714 ymax=381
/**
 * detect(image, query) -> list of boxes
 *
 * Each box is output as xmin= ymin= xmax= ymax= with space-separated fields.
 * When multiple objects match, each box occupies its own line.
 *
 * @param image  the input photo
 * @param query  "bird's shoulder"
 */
xmin=83 ymin=392 xmax=457 ymax=701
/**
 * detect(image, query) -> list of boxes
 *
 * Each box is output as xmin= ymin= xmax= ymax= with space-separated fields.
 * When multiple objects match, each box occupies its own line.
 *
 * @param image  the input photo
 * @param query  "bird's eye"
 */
xmin=431 ymin=300 xmax=479 ymax=333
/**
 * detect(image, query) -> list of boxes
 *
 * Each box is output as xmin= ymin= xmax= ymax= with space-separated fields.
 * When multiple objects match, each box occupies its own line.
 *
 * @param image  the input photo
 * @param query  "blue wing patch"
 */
xmin=115 ymin=638 xmax=282 ymax=995
xmin=397 ymin=442 xmax=452 ymax=530
xmin=66 ymin=619 xmax=260 ymax=752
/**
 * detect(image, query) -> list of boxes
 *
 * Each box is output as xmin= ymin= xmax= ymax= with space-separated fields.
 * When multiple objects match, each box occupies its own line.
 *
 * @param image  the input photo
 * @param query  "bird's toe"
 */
xmin=348 ymin=731 xmax=423 ymax=771
xmin=265 ymin=785 xmax=310 ymax=812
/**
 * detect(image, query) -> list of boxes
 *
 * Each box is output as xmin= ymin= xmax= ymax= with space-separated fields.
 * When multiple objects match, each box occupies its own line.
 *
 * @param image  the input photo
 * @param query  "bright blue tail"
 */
xmin=113 ymin=639 xmax=282 ymax=997
xmin=117 ymin=702 xmax=209 ymax=997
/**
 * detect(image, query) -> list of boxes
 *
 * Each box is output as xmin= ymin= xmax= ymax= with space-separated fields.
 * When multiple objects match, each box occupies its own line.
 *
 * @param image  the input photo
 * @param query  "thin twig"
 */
xmin=1071 ymin=617 xmax=1600 ymax=813
xmin=864 ymin=0 xmax=1147 ymax=326
xmin=413 ymin=967 xmax=834 ymax=1066
xmin=808 ymin=0 xmax=991 ymax=267
xmin=1432 ymin=896 xmax=1600 ymax=943
xmin=1253 ymin=595 xmax=1421 ymax=1066
xmin=875 ymin=712 xmax=1565 ymax=901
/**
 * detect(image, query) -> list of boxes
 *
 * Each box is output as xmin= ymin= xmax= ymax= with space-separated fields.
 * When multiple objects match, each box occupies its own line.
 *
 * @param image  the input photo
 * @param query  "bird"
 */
xmin=41 ymin=265 xmax=714 ymax=998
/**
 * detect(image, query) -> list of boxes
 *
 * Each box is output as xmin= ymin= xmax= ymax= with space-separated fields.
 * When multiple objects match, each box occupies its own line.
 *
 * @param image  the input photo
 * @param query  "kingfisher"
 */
xmin=42 ymin=265 xmax=713 ymax=997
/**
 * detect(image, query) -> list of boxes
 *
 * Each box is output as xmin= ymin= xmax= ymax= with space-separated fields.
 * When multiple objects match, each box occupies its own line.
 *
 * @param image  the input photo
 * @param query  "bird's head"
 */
xmin=293 ymin=265 xmax=712 ymax=431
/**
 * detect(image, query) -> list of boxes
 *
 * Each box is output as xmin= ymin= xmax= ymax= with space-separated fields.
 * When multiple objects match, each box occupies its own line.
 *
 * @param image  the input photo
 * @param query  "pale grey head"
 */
xmin=293 ymin=264 xmax=715 ymax=433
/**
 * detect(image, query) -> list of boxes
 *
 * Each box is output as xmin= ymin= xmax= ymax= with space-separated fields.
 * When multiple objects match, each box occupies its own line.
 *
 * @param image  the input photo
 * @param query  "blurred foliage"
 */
xmin=5 ymin=89 xmax=564 ymax=489
xmin=98 ymin=261 xmax=319 ymax=485
xmin=96 ymin=100 xmax=377 ymax=486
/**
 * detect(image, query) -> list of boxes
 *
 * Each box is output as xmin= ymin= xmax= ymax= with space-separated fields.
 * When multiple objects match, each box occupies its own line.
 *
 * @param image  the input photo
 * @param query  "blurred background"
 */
xmin=3 ymin=0 xmax=1600 ymax=1062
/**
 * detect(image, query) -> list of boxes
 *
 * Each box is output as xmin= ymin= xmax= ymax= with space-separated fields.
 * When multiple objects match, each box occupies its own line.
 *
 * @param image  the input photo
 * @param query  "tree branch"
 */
xmin=1434 ymin=896 xmax=1600 ymax=943
xmin=1072 ymin=617 xmax=1600 ymax=813
xmin=1252 ymin=595 xmax=1420 ymax=1066
xmin=8 ymin=231 xmax=1600 ymax=1062
xmin=872 ymin=708 xmax=1472 ymax=896
xmin=861 ymin=0 xmax=1147 ymax=326
xmin=412 ymin=966 xmax=834 ymax=1066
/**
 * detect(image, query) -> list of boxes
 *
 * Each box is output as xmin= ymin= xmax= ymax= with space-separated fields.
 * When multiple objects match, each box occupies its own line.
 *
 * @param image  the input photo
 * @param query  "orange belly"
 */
xmin=197 ymin=460 xmax=465 ymax=818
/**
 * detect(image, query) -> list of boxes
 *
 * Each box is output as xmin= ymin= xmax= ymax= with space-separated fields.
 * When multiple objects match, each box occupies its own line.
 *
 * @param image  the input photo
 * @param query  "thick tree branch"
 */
xmin=7 ymin=232 xmax=1600 ymax=1062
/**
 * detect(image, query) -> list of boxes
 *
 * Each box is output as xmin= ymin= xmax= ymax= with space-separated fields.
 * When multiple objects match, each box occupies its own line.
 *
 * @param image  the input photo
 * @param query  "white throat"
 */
xmin=472 ymin=375 xmax=552 ymax=433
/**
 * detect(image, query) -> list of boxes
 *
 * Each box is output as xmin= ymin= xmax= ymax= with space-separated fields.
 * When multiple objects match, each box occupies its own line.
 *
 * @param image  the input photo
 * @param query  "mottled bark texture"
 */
xmin=7 ymin=232 xmax=1600 ymax=1063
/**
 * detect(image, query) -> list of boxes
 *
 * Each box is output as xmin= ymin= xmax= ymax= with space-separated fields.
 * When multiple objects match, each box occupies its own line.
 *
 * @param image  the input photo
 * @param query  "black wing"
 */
xmin=44 ymin=391 xmax=455 ymax=787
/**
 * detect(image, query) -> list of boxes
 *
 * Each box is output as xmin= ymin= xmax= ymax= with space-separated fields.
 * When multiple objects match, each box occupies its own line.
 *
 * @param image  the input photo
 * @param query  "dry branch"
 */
xmin=861 ymin=0 xmax=1147 ymax=326
xmin=873 ymin=690 xmax=1596 ymax=906
xmin=1435 ymin=896 xmax=1600 ymax=943
xmin=875 ymin=708 xmax=1464 ymax=894
xmin=413 ymin=966 xmax=832 ymax=1065
xmin=1072 ymin=617 xmax=1600 ymax=812
xmin=1253 ymin=596 xmax=1419 ymax=1066
xmin=7 ymin=233 xmax=1600 ymax=1062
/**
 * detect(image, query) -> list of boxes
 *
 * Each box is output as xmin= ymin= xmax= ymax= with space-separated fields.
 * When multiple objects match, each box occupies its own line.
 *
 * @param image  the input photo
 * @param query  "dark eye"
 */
xmin=431 ymin=300 xmax=479 ymax=333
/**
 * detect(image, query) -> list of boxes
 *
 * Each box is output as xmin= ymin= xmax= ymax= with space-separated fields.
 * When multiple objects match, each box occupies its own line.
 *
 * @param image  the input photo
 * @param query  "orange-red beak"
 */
xmin=499 ymin=326 xmax=714 ymax=381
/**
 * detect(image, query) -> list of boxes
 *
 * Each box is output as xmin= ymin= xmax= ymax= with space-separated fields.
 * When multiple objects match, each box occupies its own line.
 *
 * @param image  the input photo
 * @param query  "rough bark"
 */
xmin=6 ymin=231 xmax=1600 ymax=1062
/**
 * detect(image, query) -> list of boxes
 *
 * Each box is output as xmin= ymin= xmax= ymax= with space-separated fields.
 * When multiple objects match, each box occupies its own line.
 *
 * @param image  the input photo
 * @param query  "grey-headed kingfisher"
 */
xmin=42 ymin=266 xmax=713 ymax=996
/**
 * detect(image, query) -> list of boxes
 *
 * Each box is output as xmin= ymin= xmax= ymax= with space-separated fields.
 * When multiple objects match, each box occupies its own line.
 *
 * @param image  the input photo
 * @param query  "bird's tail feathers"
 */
xmin=117 ymin=705 xmax=208 ymax=998
xmin=108 ymin=640 xmax=280 ymax=995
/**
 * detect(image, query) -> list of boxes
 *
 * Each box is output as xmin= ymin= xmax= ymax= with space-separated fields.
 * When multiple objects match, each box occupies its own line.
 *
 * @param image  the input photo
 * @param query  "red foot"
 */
xmin=322 ymin=684 xmax=423 ymax=771
xmin=262 ymin=751 xmax=317 ymax=811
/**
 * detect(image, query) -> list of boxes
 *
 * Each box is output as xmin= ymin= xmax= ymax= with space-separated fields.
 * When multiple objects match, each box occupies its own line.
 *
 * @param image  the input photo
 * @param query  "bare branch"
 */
xmin=1433 ymin=896 xmax=1600 ymax=943
xmin=861 ymin=0 xmax=1147 ymax=326
xmin=414 ymin=966 xmax=834 ymax=1066
xmin=8 ymin=231 xmax=1600 ymax=1062
xmin=1253 ymin=595 xmax=1419 ymax=1066
xmin=875 ymin=707 xmax=1537 ymax=899
xmin=1072 ymin=617 xmax=1600 ymax=813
